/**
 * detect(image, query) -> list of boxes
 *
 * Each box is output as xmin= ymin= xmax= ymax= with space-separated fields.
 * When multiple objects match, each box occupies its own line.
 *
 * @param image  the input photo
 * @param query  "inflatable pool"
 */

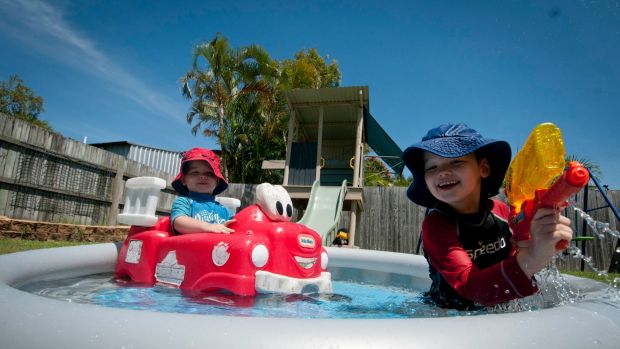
xmin=1 ymin=244 xmax=619 ymax=349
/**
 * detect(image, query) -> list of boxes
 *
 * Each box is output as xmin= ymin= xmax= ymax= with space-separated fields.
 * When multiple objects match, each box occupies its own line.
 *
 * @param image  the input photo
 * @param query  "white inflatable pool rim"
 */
xmin=1 ymin=244 xmax=619 ymax=349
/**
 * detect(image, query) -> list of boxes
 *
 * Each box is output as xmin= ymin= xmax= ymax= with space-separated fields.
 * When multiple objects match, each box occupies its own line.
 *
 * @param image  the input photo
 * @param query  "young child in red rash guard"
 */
xmin=402 ymin=123 xmax=573 ymax=310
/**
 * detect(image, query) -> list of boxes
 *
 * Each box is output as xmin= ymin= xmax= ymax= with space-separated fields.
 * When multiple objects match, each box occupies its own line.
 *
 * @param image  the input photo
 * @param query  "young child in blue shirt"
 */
xmin=170 ymin=148 xmax=235 ymax=234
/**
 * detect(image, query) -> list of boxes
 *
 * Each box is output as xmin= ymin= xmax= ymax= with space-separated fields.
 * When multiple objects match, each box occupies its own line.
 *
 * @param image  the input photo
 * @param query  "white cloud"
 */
xmin=0 ymin=0 xmax=186 ymax=122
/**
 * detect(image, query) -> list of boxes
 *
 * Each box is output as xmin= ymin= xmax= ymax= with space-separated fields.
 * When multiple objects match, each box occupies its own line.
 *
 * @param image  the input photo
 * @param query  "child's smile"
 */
xmin=437 ymin=179 xmax=459 ymax=190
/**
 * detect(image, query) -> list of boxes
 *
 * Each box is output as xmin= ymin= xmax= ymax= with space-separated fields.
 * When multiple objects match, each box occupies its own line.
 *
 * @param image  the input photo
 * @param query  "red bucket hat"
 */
xmin=172 ymin=148 xmax=228 ymax=196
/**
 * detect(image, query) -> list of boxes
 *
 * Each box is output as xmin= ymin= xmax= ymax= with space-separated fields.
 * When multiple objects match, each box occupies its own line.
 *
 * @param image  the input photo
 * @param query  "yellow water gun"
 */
xmin=504 ymin=123 xmax=589 ymax=249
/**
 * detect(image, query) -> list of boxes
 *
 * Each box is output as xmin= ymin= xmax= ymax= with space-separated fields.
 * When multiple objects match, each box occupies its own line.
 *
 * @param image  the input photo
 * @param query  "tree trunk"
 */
xmin=218 ymin=104 xmax=228 ymax=178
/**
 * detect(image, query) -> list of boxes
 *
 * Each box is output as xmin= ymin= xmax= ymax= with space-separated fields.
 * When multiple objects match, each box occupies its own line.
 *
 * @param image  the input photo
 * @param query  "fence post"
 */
xmin=609 ymin=240 xmax=620 ymax=273
xmin=108 ymin=156 xmax=126 ymax=226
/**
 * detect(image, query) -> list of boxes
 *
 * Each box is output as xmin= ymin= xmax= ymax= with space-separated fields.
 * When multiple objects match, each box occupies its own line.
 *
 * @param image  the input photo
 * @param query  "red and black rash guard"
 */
xmin=421 ymin=199 xmax=538 ymax=310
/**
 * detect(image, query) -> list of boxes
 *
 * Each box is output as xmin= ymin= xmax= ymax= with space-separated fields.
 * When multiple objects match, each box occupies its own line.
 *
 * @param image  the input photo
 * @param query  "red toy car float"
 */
xmin=114 ymin=183 xmax=332 ymax=296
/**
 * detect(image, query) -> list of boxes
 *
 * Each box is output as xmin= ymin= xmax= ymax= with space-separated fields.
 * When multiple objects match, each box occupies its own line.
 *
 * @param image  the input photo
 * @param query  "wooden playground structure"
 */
xmin=263 ymin=86 xmax=404 ymax=246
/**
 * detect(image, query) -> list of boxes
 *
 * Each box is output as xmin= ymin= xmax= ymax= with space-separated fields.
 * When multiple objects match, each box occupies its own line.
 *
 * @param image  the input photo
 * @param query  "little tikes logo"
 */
xmin=298 ymin=234 xmax=315 ymax=248
xmin=466 ymin=237 xmax=507 ymax=261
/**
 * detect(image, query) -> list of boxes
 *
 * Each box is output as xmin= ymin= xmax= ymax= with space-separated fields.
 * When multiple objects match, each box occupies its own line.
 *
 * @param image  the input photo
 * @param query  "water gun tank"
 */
xmin=504 ymin=123 xmax=566 ymax=212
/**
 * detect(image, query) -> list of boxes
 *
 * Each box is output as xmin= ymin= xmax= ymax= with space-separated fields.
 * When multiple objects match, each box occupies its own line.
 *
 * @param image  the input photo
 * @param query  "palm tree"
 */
xmin=180 ymin=34 xmax=278 ymax=177
xmin=181 ymin=34 xmax=231 ymax=138
xmin=181 ymin=38 xmax=344 ymax=184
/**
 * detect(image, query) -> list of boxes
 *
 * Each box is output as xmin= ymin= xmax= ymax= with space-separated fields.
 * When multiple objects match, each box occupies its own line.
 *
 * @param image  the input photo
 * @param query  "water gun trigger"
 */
xmin=556 ymin=240 xmax=569 ymax=251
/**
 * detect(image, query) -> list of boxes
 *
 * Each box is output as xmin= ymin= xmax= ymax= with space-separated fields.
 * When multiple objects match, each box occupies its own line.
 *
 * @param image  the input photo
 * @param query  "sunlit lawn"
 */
xmin=0 ymin=236 xmax=94 ymax=255
xmin=563 ymin=270 xmax=620 ymax=283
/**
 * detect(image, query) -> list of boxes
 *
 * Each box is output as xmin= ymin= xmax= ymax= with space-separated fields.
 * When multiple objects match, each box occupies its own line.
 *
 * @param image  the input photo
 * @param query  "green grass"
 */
xmin=0 ymin=236 xmax=93 ymax=255
xmin=563 ymin=270 xmax=619 ymax=283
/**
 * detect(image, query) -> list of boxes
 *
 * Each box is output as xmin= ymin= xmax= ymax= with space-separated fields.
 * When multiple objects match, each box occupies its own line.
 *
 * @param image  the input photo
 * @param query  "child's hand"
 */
xmin=517 ymin=207 xmax=573 ymax=277
xmin=530 ymin=208 xmax=572 ymax=254
xmin=205 ymin=219 xmax=236 ymax=234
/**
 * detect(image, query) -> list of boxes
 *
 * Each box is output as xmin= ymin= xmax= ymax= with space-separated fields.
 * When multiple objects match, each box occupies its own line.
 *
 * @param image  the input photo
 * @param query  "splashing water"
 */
xmin=570 ymin=206 xmax=620 ymax=284
xmin=492 ymin=205 xmax=620 ymax=312
xmin=573 ymin=206 xmax=620 ymax=239
xmin=489 ymin=259 xmax=580 ymax=313
xmin=558 ymin=206 xmax=619 ymax=300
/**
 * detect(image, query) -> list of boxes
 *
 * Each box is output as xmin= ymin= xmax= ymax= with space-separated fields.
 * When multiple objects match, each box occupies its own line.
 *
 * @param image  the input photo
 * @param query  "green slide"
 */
xmin=297 ymin=179 xmax=348 ymax=245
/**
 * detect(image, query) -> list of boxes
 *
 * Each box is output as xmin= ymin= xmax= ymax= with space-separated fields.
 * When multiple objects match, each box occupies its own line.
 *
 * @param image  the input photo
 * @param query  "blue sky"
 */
xmin=1 ymin=0 xmax=619 ymax=188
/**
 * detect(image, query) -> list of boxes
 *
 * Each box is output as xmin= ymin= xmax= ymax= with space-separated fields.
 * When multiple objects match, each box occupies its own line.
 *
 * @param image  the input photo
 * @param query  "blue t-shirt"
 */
xmin=170 ymin=192 xmax=231 ymax=230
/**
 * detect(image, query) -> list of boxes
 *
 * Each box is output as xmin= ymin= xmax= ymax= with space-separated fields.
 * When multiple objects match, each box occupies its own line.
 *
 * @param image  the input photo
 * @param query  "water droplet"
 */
xmin=494 ymin=284 xmax=499 ymax=288
xmin=505 ymin=289 xmax=510 ymax=294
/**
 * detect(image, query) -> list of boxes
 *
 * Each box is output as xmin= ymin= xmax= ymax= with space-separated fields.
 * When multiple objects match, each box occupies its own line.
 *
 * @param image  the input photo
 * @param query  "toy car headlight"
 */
xmin=321 ymin=251 xmax=328 ymax=270
xmin=252 ymin=244 xmax=269 ymax=268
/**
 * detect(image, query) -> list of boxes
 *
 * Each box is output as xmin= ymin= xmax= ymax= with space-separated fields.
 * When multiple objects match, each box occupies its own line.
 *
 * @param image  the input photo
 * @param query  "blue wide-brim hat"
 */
xmin=402 ymin=123 xmax=511 ymax=208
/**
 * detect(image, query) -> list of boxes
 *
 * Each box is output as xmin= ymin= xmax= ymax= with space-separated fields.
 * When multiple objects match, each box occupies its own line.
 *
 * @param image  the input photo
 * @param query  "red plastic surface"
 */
xmin=114 ymin=204 xmax=327 ymax=296
xmin=510 ymin=161 xmax=589 ymax=250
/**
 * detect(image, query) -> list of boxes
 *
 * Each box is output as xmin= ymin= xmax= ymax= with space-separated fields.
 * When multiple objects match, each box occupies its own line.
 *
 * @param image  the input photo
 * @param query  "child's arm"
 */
xmin=173 ymin=216 xmax=236 ymax=234
xmin=516 ymin=207 xmax=573 ymax=277
xmin=170 ymin=196 xmax=235 ymax=234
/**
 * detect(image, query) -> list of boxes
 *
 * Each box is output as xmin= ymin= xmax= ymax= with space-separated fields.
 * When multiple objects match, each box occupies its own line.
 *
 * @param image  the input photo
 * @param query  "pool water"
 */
xmin=18 ymin=273 xmax=482 ymax=319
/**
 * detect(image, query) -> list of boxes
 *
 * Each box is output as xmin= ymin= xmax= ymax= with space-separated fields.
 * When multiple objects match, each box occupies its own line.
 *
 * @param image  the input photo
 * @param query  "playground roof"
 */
xmin=285 ymin=86 xmax=404 ymax=175
xmin=364 ymin=108 xmax=404 ymax=175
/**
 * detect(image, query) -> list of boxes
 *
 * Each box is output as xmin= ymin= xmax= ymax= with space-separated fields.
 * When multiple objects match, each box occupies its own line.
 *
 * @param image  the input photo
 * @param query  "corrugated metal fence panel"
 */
xmin=127 ymin=145 xmax=181 ymax=176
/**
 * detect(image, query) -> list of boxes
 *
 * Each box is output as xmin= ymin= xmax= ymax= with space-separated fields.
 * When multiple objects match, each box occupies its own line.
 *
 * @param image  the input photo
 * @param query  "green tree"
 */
xmin=221 ymin=89 xmax=288 ymax=183
xmin=219 ymin=45 xmax=284 ymax=183
xmin=392 ymin=173 xmax=412 ymax=187
xmin=180 ymin=34 xmax=278 ymax=177
xmin=0 ymin=75 xmax=51 ymax=130
xmin=364 ymin=156 xmax=393 ymax=186
xmin=363 ymin=155 xmax=411 ymax=187
xmin=279 ymin=48 xmax=341 ymax=89
xmin=246 ymin=48 xmax=341 ymax=183
xmin=181 ymin=35 xmax=343 ymax=184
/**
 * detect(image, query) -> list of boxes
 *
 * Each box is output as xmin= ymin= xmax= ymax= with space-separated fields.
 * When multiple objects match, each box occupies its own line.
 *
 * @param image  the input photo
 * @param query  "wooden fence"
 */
xmin=1 ymin=113 xmax=618 ymax=272
xmin=0 ymin=113 xmax=177 ymax=226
